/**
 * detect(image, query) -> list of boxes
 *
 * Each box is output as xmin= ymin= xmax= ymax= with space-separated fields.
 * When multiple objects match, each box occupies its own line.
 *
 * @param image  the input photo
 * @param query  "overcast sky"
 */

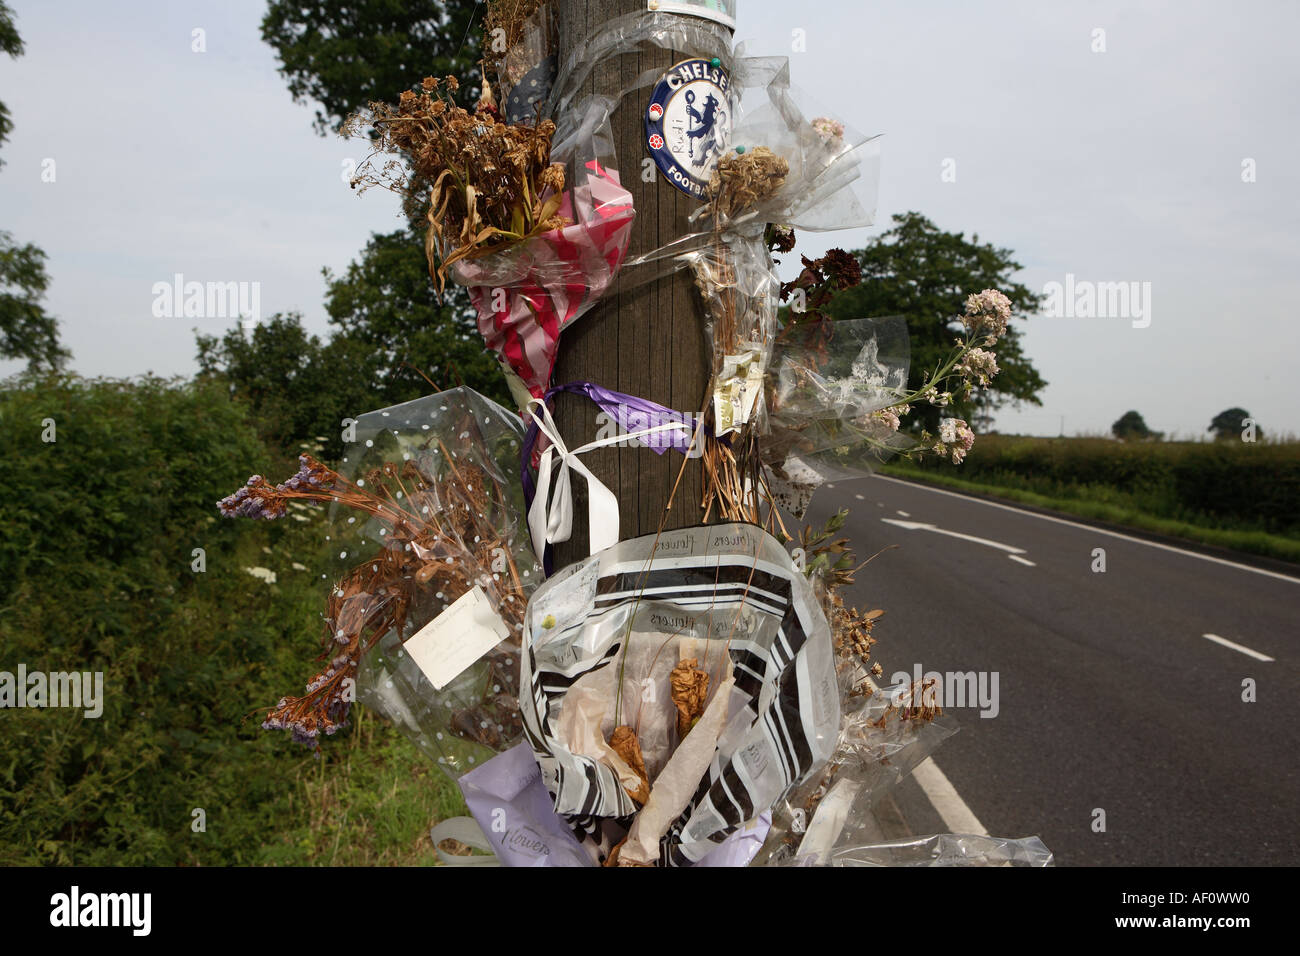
xmin=2 ymin=0 xmax=1297 ymax=437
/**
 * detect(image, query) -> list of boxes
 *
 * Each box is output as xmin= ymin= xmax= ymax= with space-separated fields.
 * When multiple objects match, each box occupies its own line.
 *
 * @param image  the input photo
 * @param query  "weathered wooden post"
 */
xmin=549 ymin=0 xmax=734 ymax=569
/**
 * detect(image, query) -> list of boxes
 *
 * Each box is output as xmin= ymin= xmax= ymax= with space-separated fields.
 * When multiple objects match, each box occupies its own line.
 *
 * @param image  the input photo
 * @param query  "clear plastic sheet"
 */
xmin=688 ymin=53 xmax=881 ymax=235
xmin=651 ymin=0 xmax=738 ymax=30
xmin=517 ymin=521 xmax=840 ymax=866
xmin=616 ymin=51 xmax=882 ymax=288
xmin=341 ymin=388 xmax=543 ymax=777
xmin=545 ymin=12 xmax=732 ymax=121
xmin=820 ymin=833 xmax=1055 ymax=867
xmin=439 ymin=743 xmax=771 ymax=867
xmin=764 ymin=317 xmax=916 ymax=516
xmin=686 ymin=233 xmax=779 ymax=435
xmin=771 ymin=316 xmax=911 ymax=426
xmin=555 ymin=32 xmax=880 ymax=238
xmin=495 ymin=4 xmax=557 ymax=125
xmin=754 ymin=681 xmax=959 ymax=865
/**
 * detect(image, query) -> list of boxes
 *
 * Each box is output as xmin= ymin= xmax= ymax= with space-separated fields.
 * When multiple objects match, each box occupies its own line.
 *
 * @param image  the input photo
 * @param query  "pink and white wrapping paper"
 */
xmin=455 ymin=160 xmax=635 ymax=399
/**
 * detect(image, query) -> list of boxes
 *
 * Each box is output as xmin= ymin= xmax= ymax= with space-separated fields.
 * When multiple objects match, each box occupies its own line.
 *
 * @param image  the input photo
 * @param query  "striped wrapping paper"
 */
xmin=518 ymin=522 xmax=840 ymax=865
xmin=455 ymin=160 xmax=636 ymax=399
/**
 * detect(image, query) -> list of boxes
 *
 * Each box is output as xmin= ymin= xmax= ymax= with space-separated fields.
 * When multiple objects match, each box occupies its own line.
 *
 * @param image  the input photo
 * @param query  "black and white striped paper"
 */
xmin=518 ymin=522 xmax=840 ymax=865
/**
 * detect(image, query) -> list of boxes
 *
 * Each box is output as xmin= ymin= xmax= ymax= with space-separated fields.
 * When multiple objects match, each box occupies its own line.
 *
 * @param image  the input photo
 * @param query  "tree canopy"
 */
xmin=195 ymin=231 xmax=508 ymax=459
xmin=0 ymin=233 xmax=70 ymax=371
xmin=1209 ymin=407 xmax=1259 ymax=441
xmin=1 ymin=8 xmax=70 ymax=371
xmin=322 ymin=229 xmax=505 ymax=401
xmin=0 ymin=1 xmax=22 ymax=161
xmin=261 ymin=0 xmax=483 ymax=136
xmin=195 ymin=3 xmax=506 ymax=458
xmin=1112 ymin=409 xmax=1160 ymax=441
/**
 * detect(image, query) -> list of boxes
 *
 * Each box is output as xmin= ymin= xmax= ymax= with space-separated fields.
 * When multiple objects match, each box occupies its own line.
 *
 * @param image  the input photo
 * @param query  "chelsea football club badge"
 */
xmin=645 ymin=57 xmax=732 ymax=200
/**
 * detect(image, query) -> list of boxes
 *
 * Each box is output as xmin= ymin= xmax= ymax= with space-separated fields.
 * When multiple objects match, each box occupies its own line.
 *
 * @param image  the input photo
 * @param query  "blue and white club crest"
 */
xmin=645 ymin=57 xmax=731 ymax=200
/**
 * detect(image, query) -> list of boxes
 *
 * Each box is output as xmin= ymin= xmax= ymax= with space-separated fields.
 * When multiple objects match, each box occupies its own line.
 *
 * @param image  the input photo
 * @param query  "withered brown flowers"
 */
xmin=345 ymin=76 xmax=570 ymax=290
xmin=669 ymin=658 xmax=711 ymax=740
xmin=609 ymin=725 xmax=651 ymax=805
xmin=707 ymin=146 xmax=789 ymax=222
xmin=222 ymin=436 xmax=531 ymax=751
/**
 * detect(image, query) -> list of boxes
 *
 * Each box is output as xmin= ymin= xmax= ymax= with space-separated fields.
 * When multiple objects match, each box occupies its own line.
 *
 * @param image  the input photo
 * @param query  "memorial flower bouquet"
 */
xmin=218 ymin=390 xmax=539 ymax=755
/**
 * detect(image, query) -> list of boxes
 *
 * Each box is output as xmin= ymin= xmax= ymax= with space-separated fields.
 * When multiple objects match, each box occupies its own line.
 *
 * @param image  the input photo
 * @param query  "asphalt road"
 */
xmin=805 ymin=474 xmax=1300 ymax=866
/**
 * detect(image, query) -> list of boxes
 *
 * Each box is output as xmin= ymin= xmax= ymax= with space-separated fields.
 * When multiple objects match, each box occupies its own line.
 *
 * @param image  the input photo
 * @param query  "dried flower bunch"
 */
xmin=483 ymin=0 xmax=550 ymax=91
xmin=345 ymin=75 xmax=569 ymax=290
xmin=775 ymin=248 xmax=863 ymax=357
xmin=687 ymin=239 xmax=779 ymax=527
xmin=691 ymin=138 xmax=861 ymax=532
xmin=609 ymin=725 xmax=651 ymax=806
xmin=707 ymin=146 xmax=789 ymax=222
xmin=669 ymin=657 xmax=711 ymax=738
xmin=810 ymin=116 xmax=846 ymax=143
xmin=219 ymin=444 xmax=530 ymax=751
xmin=795 ymin=509 xmax=887 ymax=697
xmin=690 ymin=247 xmax=862 ymax=531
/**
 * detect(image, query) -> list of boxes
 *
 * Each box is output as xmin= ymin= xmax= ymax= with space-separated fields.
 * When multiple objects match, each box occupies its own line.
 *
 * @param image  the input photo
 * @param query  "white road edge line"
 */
xmin=873 ymin=474 xmax=1300 ymax=585
xmin=911 ymin=757 xmax=989 ymax=837
xmin=1202 ymin=633 xmax=1275 ymax=662
xmin=1008 ymin=554 xmax=1037 ymax=567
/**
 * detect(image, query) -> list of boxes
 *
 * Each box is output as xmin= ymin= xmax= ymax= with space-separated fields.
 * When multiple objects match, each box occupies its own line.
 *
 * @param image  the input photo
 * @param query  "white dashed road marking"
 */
xmin=1202 ymin=633 xmax=1275 ymax=662
xmin=881 ymin=518 xmax=1027 ymax=555
xmin=873 ymin=475 xmax=1300 ymax=586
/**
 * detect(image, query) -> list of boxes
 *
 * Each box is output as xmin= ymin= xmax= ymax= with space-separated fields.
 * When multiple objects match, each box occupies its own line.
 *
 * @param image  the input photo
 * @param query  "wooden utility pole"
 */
xmin=550 ymin=0 xmax=730 ymax=569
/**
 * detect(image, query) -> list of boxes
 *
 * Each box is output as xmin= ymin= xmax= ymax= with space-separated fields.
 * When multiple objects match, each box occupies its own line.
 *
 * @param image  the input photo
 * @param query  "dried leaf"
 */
xmin=603 ymin=835 xmax=626 ymax=867
xmin=609 ymin=725 xmax=650 ymax=805
xmin=669 ymin=658 xmax=710 ymax=740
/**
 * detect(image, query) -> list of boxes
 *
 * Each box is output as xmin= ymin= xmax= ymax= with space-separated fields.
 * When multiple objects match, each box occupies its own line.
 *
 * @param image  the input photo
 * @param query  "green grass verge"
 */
xmin=254 ymin=711 xmax=470 ymax=867
xmin=878 ymin=464 xmax=1300 ymax=565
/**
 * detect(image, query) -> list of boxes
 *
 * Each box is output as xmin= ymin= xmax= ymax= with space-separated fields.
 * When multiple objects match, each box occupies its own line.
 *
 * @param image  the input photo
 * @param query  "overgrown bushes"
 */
xmin=0 ymin=374 xmax=459 ymax=865
xmin=896 ymin=434 xmax=1300 ymax=537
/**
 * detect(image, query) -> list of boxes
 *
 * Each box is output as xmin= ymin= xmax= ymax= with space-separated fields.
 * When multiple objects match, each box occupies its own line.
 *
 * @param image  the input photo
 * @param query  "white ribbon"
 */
xmin=526 ymin=398 xmax=692 ymax=562
xmin=429 ymin=817 xmax=499 ymax=866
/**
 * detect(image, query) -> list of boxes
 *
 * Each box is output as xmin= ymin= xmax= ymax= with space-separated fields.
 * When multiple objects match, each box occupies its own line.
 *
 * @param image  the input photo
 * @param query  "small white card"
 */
xmin=403 ymin=586 xmax=510 ymax=690
xmin=713 ymin=351 xmax=766 ymax=436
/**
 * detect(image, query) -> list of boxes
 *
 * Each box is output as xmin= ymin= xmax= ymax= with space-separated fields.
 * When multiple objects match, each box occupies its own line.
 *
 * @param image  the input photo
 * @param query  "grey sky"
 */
xmin=2 ymin=0 xmax=1297 ymax=437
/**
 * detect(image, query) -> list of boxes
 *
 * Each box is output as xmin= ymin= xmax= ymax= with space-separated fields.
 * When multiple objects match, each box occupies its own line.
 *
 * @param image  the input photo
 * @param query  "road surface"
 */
xmin=806 ymin=474 xmax=1300 ymax=866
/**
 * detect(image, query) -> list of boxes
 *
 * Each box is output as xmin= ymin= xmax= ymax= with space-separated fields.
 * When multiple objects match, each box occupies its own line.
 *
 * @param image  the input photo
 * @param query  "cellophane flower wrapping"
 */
xmin=757 ymin=683 xmax=959 ymax=865
xmin=452 ymin=95 xmax=636 ymax=406
xmin=517 ymin=521 xmax=840 ymax=866
xmin=685 ymin=231 xmax=781 ymax=436
xmin=764 ymin=316 xmax=916 ymax=516
xmin=453 ymin=741 xmax=773 ymax=867
xmin=345 ymin=388 xmax=544 ymax=776
xmin=813 ymin=833 xmax=1055 ymax=867
xmin=692 ymin=52 xmax=881 ymax=235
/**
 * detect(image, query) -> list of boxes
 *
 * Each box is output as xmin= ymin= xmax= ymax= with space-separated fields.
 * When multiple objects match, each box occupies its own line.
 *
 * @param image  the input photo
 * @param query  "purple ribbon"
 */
xmin=521 ymin=382 xmax=708 ymax=570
